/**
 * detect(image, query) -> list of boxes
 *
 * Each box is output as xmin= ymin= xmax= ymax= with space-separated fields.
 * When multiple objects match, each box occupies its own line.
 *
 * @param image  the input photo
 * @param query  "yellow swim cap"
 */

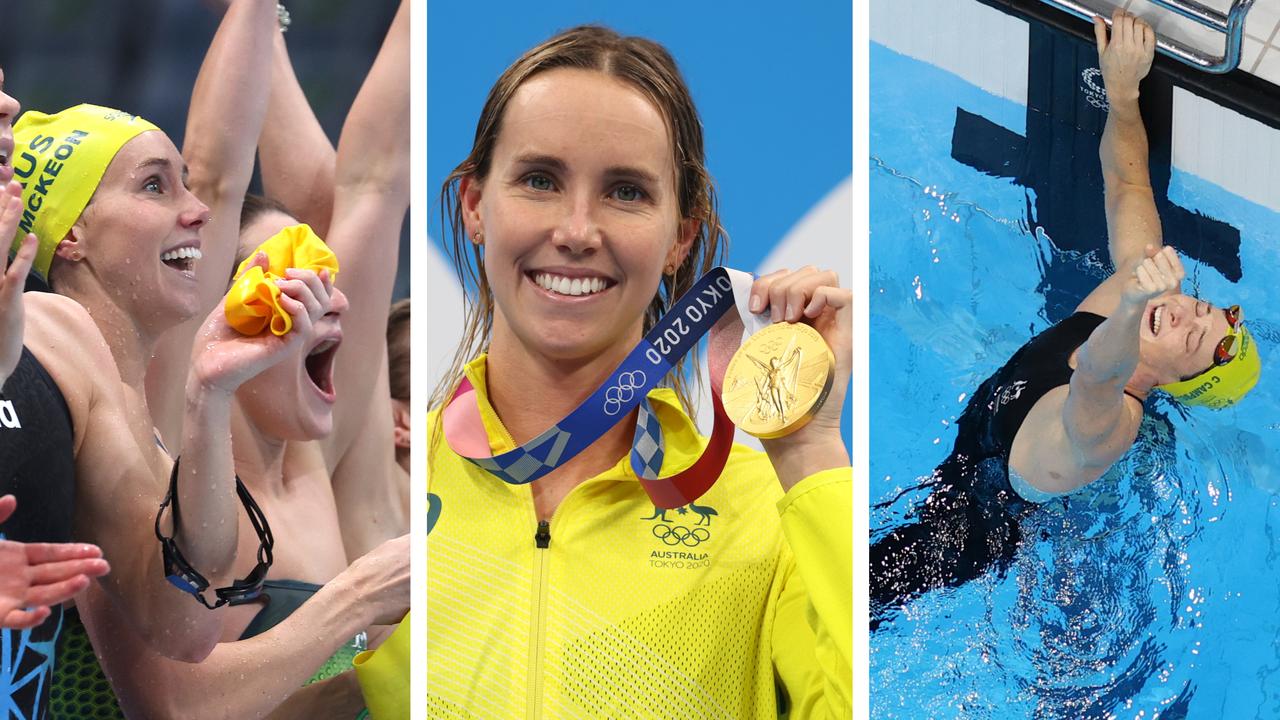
xmin=1156 ymin=323 xmax=1261 ymax=409
xmin=10 ymin=104 xmax=160 ymax=281
xmin=225 ymin=223 xmax=340 ymax=336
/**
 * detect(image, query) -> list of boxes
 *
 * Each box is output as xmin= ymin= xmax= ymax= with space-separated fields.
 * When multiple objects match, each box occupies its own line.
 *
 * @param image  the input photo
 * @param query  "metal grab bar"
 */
xmin=1037 ymin=0 xmax=1256 ymax=73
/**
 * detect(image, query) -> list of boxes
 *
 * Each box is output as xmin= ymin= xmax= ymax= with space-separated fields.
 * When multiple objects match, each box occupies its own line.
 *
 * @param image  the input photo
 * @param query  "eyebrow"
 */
xmin=512 ymin=153 xmax=564 ymax=172
xmin=603 ymin=165 xmax=661 ymax=185
xmin=136 ymin=157 xmax=190 ymax=181
xmin=512 ymin=153 xmax=661 ymax=184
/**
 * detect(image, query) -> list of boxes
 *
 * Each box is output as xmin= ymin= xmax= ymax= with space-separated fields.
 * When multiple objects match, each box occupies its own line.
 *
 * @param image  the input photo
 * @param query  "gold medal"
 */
xmin=722 ymin=322 xmax=834 ymax=439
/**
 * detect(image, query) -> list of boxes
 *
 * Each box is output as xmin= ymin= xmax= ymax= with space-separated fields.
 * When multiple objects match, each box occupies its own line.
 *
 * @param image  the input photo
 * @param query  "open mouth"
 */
xmin=305 ymin=337 xmax=340 ymax=401
xmin=1150 ymin=305 xmax=1165 ymax=336
xmin=0 ymin=144 xmax=12 ymax=184
xmin=160 ymin=246 xmax=202 ymax=274
xmin=529 ymin=271 xmax=615 ymax=297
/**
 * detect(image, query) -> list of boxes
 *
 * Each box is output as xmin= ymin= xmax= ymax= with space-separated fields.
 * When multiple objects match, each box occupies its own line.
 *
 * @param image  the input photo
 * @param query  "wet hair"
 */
xmin=387 ymin=298 xmax=411 ymax=402
xmin=240 ymin=194 xmax=294 ymax=233
xmin=432 ymin=24 xmax=727 ymax=412
xmin=230 ymin=193 xmax=297 ymax=286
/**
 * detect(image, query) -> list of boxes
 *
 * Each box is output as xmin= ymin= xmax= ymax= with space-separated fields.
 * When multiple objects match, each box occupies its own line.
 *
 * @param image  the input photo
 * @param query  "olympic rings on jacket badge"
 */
xmin=652 ymin=524 xmax=711 ymax=547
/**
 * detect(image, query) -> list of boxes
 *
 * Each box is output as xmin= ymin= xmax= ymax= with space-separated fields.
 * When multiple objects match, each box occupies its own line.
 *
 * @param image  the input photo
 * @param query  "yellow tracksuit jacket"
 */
xmin=428 ymin=358 xmax=852 ymax=719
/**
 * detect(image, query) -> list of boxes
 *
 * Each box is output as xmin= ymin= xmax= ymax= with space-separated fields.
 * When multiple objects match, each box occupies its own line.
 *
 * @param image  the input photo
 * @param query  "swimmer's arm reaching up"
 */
xmin=1097 ymin=11 xmax=1161 ymax=274
xmin=256 ymin=19 xmax=339 ymax=235
xmin=1079 ymin=11 xmax=1167 ymax=317
xmin=1065 ymin=248 xmax=1180 ymax=467
xmin=310 ymin=1 xmax=411 ymax=558
xmin=148 ymin=0 xmax=277 ymax=450
xmin=318 ymin=0 xmax=409 ymax=464
xmin=183 ymin=0 xmax=277 ymax=300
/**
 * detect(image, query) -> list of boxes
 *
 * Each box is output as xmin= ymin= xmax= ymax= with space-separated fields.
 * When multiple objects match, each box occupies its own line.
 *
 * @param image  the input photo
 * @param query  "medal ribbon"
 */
xmin=442 ymin=267 xmax=765 ymax=509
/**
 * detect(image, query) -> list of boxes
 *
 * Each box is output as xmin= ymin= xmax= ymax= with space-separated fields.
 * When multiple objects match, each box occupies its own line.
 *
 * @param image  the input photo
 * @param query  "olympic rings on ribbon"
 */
xmin=603 ymin=370 xmax=647 ymax=416
xmin=651 ymin=524 xmax=710 ymax=547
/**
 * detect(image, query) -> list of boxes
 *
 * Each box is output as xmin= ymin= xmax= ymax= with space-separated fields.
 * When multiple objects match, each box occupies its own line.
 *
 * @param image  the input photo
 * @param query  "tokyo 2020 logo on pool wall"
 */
xmin=426 ymin=2 xmax=854 ymax=439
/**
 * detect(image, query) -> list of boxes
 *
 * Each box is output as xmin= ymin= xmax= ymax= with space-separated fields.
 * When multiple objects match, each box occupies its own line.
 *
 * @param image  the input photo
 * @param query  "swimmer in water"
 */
xmin=61 ymin=2 xmax=410 ymax=717
xmin=871 ymin=9 xmax=1261 ymax=625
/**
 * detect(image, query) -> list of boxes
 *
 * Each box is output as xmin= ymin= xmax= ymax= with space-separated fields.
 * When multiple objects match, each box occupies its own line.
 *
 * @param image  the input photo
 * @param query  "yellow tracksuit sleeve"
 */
xmin=771 ymin=468 xmax=853 ymax=719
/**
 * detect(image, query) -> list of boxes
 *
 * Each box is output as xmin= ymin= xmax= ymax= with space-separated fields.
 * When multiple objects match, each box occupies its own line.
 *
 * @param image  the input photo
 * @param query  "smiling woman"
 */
xmin=870 ymin=11 xmax=1262 ymax=630
xmin=427 ymin=24 xmax=853 ymax=719
xmin=464 ymin=67 xmax=695 ymax=369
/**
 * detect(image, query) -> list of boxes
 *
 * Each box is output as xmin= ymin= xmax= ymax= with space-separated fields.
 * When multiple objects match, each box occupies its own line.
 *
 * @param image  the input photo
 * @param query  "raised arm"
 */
xmin=1097 ymin=10 xmax=1161 ymax=275
xmin=148 ymin=0 xmax=278 ymax=448
xmin=1064 ymin=247 xmax=1182 ymax=467
xmin=321 ymin=0 xmax=409 ymax=466
xmin=76 ymin=535 xmax=408 ymax=720
xmin=257 ymin=27 xmax=338 ymax=234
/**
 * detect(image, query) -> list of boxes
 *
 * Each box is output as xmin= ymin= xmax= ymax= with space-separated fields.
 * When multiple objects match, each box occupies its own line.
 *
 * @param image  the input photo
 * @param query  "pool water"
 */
xmin=871 ymin=42 xmax=1280 ymax=719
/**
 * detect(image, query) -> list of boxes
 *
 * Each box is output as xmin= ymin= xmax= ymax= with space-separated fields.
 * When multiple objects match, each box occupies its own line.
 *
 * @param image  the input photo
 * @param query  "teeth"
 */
xmin=160 ymin=247 xmax=203 ymax=262
xmin=310 ymin=339 xmax=338 ymax=356
xmin=534 ymin=272 xmax=608 ymax=297
xmin=1152 ymin=307 xmax=1163 ymax=336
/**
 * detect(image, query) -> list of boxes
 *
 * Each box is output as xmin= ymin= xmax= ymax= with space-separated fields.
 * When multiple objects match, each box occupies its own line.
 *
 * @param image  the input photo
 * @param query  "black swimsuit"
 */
xmin=0 ymin=347 xmax=76 ymax=719
xmin=871 ymin=312 xmax=1138 ymax=625
xmin=983 ymin=312 xmax=1107 ymax=455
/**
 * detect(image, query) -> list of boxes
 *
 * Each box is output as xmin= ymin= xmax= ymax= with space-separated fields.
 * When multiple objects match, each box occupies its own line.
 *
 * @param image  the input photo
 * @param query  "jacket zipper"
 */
xmin=527 ymin=520 xmax=551 ymax=719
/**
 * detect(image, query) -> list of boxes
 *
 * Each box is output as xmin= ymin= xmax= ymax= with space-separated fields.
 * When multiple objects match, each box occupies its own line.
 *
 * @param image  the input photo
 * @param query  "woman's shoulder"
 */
xmin=23 ymin=292 xmax=117 ymax=394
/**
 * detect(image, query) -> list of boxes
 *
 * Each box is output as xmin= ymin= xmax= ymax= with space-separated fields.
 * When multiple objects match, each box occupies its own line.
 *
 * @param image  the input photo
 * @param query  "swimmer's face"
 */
xmin=460 ymin=68 xmax=693 ymax=364
xmin=70 ymin=131 xmax=210 ymax=327
xmin=0 ymin=68 xmax=19 ymax=185
xmin=1139 ymin=294 xmax=1233 ymax=382
xmin=234 ymin=210 xmax=347 ymax=441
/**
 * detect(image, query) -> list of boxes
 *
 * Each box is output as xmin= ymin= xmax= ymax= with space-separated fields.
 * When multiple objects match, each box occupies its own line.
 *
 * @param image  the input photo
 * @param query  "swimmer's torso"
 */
xmin=219 ymin=439 xmax=349 ymax=642
xmin=0 ymin=347 xmax=76 ymax=543
xmin=0 ymin=346 xmax=76 ymax=720
xmin=984 ymin=311 xmax=1143 ymax=495
xmin=21 ymin=293 xmax=179 ymax=543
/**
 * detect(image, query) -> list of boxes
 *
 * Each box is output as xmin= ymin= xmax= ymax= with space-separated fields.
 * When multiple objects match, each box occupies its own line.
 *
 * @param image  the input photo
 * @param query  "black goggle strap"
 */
xmin=154 ymin=457 xmax=274 ymax=610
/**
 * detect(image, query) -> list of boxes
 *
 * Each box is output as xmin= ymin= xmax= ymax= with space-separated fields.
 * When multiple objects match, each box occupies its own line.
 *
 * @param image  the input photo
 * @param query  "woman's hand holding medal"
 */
xmin=740 ymin=266 xmax=852 ymax=490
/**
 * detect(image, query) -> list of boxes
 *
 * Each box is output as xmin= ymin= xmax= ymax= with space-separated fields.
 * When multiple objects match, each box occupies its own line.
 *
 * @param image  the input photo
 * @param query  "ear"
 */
xmin=665 ymin=217 xmax=698 ymax=271
xmin=53 ymin=223 xmax=85 ymax=262
xmin=391 ymin=398 xmax=410 ymax=451
xmin=459 ymin=175 xmax=484 ymax=241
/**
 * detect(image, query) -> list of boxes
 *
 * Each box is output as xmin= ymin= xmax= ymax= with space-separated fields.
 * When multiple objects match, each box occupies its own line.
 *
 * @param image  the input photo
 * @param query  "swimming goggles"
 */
xmin=154 ymin=457 xmax=275 ymax=609
xmin=1213 ymin=304 xmax=1244 ymax=366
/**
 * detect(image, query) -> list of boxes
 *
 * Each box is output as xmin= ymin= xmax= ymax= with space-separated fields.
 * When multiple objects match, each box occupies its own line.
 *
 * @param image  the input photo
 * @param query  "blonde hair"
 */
xmin=431 ymin=25 xmax=727 ymax=413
